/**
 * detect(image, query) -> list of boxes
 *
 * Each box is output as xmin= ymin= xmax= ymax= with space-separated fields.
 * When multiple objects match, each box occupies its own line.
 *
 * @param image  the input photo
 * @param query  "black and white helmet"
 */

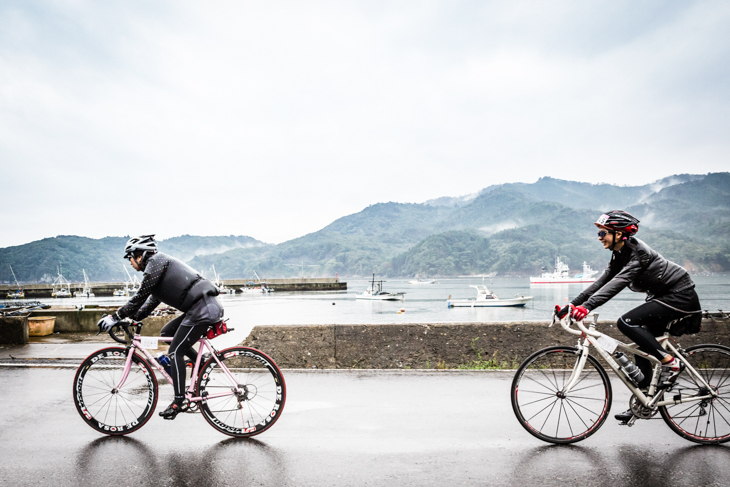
xmin=594 ymin=210 xmax=639 ymax=235
xmin=123 ymin=234 xmax=158 ymax=260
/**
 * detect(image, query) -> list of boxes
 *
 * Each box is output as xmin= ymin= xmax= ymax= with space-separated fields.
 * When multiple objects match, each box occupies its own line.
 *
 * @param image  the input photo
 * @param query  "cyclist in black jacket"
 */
xmin=556 ymin=211 xmax=702 ymax=423
xmin=97 ymin=235 xmax=224 ymax=420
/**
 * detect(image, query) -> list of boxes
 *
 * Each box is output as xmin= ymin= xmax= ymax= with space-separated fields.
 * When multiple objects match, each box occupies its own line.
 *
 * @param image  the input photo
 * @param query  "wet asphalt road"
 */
xmin=0 ymin=368 xmax=728 ymax=487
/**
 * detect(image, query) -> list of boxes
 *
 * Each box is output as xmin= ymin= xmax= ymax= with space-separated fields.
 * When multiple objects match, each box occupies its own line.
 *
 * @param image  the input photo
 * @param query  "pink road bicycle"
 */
xmin=72 ymin=320 xmax=286 ymax=437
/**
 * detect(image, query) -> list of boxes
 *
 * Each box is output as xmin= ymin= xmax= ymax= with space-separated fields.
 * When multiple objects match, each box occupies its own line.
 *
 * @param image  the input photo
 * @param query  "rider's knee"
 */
xmin=617 ymin=316 xmax=631 ymax=333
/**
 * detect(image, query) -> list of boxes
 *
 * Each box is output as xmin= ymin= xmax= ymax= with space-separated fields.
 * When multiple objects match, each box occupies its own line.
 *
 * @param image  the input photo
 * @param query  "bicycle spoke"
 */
xmin=565 ymin=397 xmax=601 ymax=417
xmin=523 ymin=374 xmax=558 ymax=394
xmin=518 ymin=389 xmax=558 ymax=396
xmin=526 ymin=397 xmax=559 ymax=424
xmin=568 ymin=382 xmax=603 ymax=394
xmin=712 ymin=403 xmax=730 ymax=429
xmin=676 ymin=403 xmax=702 ymax=426
xmin=565 ymin=395 xmax=605 ymax=401
xmin=564 ymin=399 xmax=590 ymax=430
xmin=539 ymin=399 xmax=559 ymax=431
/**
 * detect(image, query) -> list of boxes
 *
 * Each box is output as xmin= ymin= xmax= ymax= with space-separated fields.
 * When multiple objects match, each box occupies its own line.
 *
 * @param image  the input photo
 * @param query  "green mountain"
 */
xmin=0 ymin=235 xmax=266 ymax=283
xmin=192 ymin=173 xmax=730 ymax=277
xmin=3 ymin=173 xmax=729 ymax=282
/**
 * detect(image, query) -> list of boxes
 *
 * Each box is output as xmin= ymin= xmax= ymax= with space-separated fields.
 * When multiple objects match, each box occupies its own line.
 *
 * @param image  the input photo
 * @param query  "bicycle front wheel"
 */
xmin=660 ymin=344 xmax=730 ymax=444
xmin=197 ymin=347 xmax=286 ymax=437
xmin=511 ymin=346 xmax=612 ymax=444
xmin=72 ymin=347 xmax=158 ymax=435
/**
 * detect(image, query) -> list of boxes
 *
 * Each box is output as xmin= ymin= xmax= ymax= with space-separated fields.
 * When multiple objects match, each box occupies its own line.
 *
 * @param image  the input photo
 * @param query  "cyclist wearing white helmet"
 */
xmin=555 ymin=210 xmax=702 ymax=423
xmin=97 ymin=234 xmax=224 ymax=420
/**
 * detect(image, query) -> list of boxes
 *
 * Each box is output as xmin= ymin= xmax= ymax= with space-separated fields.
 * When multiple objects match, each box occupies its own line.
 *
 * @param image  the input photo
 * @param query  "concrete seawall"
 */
xmin=241 ymin=318 xmax=730 ymax=369
xmin=3 ymin=309 xmax=728 ymax=368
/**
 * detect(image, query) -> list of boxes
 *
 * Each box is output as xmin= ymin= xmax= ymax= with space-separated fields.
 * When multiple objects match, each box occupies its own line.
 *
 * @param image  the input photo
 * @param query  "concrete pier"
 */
xmin=0 ymin=277 xmax=346 ymax=298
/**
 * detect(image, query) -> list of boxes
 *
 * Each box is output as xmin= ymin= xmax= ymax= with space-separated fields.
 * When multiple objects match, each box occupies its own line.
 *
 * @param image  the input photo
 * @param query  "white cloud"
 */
xmin=1 ymin=1 xmax=729 ymax=247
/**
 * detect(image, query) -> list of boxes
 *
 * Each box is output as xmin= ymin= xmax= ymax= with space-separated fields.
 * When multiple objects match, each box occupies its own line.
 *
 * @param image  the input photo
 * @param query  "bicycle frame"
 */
xmin=115 ymin=334 xmax=243 ymax=405
xmin=553 ymin=313 xmax=718 ymax=410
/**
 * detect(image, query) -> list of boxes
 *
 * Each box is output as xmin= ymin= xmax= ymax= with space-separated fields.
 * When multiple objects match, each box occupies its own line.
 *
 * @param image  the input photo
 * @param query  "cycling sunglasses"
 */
xmin=597 ymin=230 xmax=609 ymax=238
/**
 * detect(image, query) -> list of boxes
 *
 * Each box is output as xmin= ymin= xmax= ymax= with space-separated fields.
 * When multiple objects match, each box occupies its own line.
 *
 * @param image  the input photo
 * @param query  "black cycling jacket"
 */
xmin=571 ymin=237 xmax=694 ymax=311
xmin=116 ymin=253 xmax=219 ymax=321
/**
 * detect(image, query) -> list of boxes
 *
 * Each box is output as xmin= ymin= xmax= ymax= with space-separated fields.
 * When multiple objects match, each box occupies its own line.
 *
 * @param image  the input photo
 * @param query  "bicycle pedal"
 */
xmin=183 ymin=403 xmax=199 ymax=414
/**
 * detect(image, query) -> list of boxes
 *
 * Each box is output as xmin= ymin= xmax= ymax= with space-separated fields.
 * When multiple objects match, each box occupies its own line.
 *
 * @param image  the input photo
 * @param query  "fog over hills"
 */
xmin=2 ymin=173 xmax=728 ymax=282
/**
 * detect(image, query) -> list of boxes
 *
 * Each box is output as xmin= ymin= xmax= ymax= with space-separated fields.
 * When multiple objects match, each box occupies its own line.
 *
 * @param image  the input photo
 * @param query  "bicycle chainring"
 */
xmin=630 ymin=394 xmax=658 ymax=419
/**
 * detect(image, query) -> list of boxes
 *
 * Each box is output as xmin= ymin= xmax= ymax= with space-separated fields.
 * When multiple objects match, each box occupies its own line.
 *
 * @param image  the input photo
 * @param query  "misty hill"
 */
xmin=424 ymin=174 xmax=705 ymax=211
xmin=3 ymin=173 xmax=729 ymax=282
xmin=190 ymin=172 xmax=730 ymax=278
xmin=0 ymin=235 xmax=266 ymax=283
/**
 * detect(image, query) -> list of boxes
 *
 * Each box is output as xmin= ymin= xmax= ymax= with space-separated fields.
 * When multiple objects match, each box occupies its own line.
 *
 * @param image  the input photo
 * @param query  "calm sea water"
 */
xmin=31 ymin=275 xmax=730 ymax=346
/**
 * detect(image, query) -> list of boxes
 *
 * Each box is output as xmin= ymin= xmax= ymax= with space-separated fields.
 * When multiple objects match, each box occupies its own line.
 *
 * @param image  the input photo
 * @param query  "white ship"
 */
xmin=447 ymin=285 xmax=533 ymax=308
xmin=530 ymin=258 xmax=597 ymax=284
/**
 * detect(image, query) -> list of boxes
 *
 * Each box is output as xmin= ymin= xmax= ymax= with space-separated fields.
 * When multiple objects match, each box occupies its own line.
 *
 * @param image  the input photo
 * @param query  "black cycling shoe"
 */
xmin=614 ymin=409 xmax=634 ymax=423
xmin=160 ymin=398 xmax=185 ymax=420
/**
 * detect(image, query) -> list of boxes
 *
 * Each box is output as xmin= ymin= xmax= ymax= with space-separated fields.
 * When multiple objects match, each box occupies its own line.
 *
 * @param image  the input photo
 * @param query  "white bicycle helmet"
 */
xmin=123 ymin=234 xmax=158 ymax=259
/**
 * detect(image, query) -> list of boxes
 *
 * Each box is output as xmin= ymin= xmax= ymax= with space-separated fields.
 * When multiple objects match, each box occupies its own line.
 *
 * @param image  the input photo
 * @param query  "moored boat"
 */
xmin=6 ymin=265 xmax=24 ymax=299
xmin=51 ymin=265 xmax=72 ymax=298
xmin=356 ymin=273 xmax=405 ymax=301
xmin=74 ymin=269 xmax=95 ymax=297
xmin=447 ymin=285 xmax=533 ymax=308
xmin=408 ymin=278 xmax=436 ymax=284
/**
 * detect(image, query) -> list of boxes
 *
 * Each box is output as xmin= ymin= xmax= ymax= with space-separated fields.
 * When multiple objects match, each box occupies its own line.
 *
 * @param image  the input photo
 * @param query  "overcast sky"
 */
xmin=1 ymin=1 xmax=729 ymax=248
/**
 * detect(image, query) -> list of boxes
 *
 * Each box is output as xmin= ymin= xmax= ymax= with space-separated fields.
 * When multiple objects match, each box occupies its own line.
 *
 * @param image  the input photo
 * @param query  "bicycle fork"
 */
xmin=559 ymin=342 xmax=590 ymax=395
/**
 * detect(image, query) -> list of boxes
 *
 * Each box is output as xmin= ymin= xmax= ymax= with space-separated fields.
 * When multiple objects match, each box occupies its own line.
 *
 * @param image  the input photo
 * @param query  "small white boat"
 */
xmin=409 ymin=279 xmax=436 ymax=284
xmin=113 ymin=289 xmax=129 ymax=297
xmin=447 ymin=285 xmax=533 ymax=308
xmin=530 ymin=258 xmax=596 ymax=284
xmin=356 ymin=274 xmax=405 ymax=301
xmin=6 ymin=265 xmax=24 ymax=299
xmin=240 ymin=283 xmax=273 ymax=294
xmin=74 ymin=269 xmax=95 ymax=298
xmin=240 ymin=271 xmax=274 ymax=294
xmin=211 ymin=265 xmax=236 ymax=294
xmin=52 ymin=265 xmax=72 ymax=298
xmin=6 ymin=289 xmax=24 ymax=299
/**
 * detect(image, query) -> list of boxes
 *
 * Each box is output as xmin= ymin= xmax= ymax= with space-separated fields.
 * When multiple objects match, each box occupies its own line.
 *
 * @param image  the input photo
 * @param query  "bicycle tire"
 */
xmin=73 ymin=347 xmax=158 ymax=436
xmin=660 ymin=344 xmax=730 ymax=444
xmin=197 ymin=347 xmax=286 ymax=438
xmin=511 ymin=346 xmax=612 ymax=444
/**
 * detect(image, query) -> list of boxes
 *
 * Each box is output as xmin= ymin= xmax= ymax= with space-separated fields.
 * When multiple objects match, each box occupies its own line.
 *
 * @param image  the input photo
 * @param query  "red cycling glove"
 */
xmin=554 ymin=304 xmax=572 ymax=319
xmin=572 ymin=305 xmax=589 ymax=321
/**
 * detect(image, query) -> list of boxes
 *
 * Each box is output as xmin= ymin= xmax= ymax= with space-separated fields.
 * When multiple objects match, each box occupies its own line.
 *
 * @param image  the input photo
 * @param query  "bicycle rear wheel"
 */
xmin=197 ymin=347 xmax=286 ymax=437
xmin=73 ymin=347 xmax=158 ymax=435
xmin=511 ymin=346 xmax=612 ymax=444
xmin=660 ymin=344 xmax=730 ymax=444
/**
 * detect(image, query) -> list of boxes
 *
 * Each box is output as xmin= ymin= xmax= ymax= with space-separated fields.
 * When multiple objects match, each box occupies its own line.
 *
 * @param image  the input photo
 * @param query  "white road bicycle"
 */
xmin=511 ymin=312 xmax=730 ymax=444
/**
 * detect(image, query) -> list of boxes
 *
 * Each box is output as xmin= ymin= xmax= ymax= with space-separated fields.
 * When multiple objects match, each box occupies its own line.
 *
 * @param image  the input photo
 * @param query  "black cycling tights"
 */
xmin=617 ymin=300 xmax=685 ymax=387
xmin=161 ymin=316 xmax=208 ymax=397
